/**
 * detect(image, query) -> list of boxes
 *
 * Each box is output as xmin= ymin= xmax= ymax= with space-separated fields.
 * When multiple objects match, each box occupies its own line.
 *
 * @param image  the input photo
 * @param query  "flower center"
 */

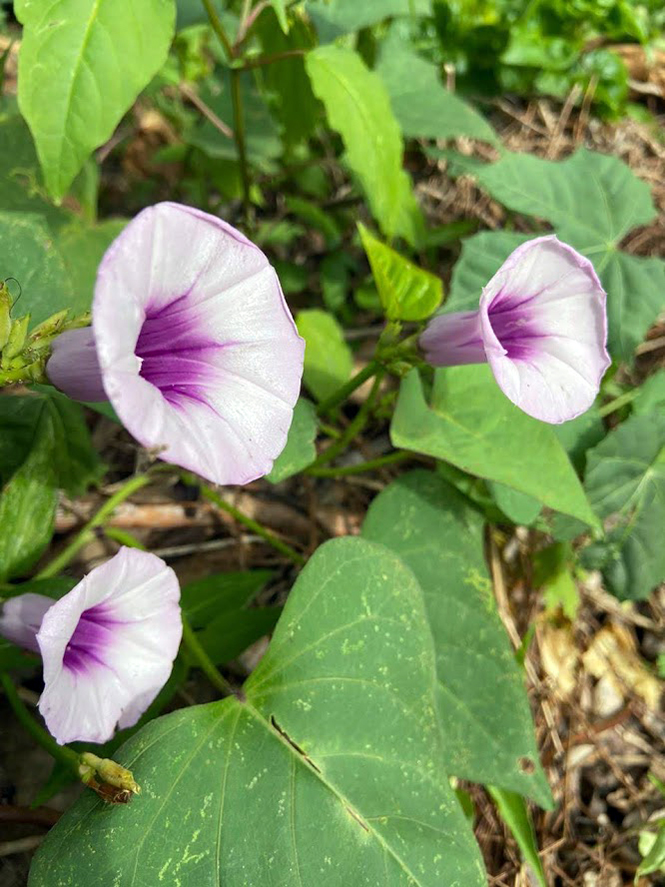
xmin=135 ymin=296 xmax=219 ymax=407
xmin=488 ymin=298 xmax=540 ymax=361
xmin=63 ymin=604 xmax=124 ymax=674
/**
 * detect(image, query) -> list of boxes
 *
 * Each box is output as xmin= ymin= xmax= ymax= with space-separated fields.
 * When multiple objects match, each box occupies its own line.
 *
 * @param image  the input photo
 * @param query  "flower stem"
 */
xmin=196 ymin=482 xmax=305 ymax=566
xmin=598 ymin=389 xmax=637 ymax=417
xmin=229 ymin=66 xmax=252 ymax=225
xmin=316 ymin=360 xmax=381 ymax=417
xmin=0 ymin=673 xmax=80 ymax=775
xmin=181 ymin=613 xmax=236 ymax=697
xmin=306 ymin=450 xmax=411 ymax=478
xmin=241 ymin=49 xmax=306 ymax=71
xmin=310 ymin=371 xmax=385 ymax=469
xmin=37 ymin=473 xmax=153 ymax=578
xmin=201 ymin=0 xmax=234 ymax=59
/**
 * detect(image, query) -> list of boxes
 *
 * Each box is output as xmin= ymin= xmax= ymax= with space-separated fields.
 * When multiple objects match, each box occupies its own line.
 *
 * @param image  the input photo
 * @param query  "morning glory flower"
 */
xmin=420 ymin=236 xmax=610 ymax=424
xmin=0 ymin=547 xmax=181 ymax=745
xmin=47 ymin=202 xmax=305 ymax=485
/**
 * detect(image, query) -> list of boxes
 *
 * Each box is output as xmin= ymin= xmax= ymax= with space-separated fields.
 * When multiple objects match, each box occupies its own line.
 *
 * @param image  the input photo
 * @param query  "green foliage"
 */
xmin=305 ymin=45 xmax=424 ymax=246
xmin=583 ymin=413 xmax=665 ymax=600
xmin=268 ymin=398 xmax=318 ymax=482
xmin=633 ymin=371 xmax=665 ymax=417
xmin=308 ymin=0 xmax=432 ymax=42
xmin=471 ymin=149 xmax=665 ymax=361
xmin=181 ymin=569 xmax=273 ymax=628
xmin=0 ymin=212 xmax=74 ymax=329
xmin=359 ymin=223 xmax=443 ymax=321
xmin=54 ymin=219 xmax=128 ymax=313
xmin=31 ymin=537 xmax=486 ymax=886
xmin=296 ymin=309 xmax=353 ymax=402
xmin=446 ymin=230 xmax=531 ymax=313
xmin=533 ymin=543 xmax=580 ymax=620
xmin=376 ymin=29 xmax=497 ymax=145
xmin=391 ymin=367 xmax=598 ymax=526
xmin=0 ymin=399 xmax=56 ymax=580
xmin=363 ymin=470 xmax=552 ymax=807
xmin=487 ymin=787 xmax=547 ymax=887
xmin=16 ymin=0 xmax=176 ymax=202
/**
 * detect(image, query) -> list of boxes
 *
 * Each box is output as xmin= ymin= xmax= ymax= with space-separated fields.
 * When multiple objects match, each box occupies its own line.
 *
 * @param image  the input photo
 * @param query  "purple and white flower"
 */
xmin=47 ymin=202 xmax=305 ymax=485
xmin=420 ymin=236 xmax=610 ymax=424
xmin=0 ymin=548 xmax=182 ymax=745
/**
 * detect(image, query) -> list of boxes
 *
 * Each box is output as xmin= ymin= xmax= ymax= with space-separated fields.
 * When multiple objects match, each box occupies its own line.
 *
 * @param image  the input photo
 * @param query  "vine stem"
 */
xmin=201 ymin=0 xmax=234 ymax=59
xmin=195 ymin=482 xmax=305 ymax=566
xmin=310 ymin=371 xmax=385 ymax=469
xmin=315 ymin=360 xmax=380 ymax=417
xmin=37 ymin=473 xmax=153 ymax=578
xmin=181 ymin=614 xmax=237 ymax=697
xmin=306 ymin=450 xmax=411 ymax=478
xmin=598 ymin=389 xmax=637 ymax=417
xmin=229 ymin=66 xmax=252 ymax=223
xmin=0 ymin=673 xmax=80 ymax=775
xmin=241 ymin=49 xmax=306 ymax=71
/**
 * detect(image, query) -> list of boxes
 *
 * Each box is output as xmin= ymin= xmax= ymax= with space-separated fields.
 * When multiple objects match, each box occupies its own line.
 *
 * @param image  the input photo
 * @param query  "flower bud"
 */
xmin=1 ymin=314 xmax=30 ymax=365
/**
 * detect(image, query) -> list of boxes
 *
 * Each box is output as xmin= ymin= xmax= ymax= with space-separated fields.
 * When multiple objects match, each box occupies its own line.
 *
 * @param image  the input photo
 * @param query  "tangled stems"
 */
xmin=37 ymin=473 xmax=155 ymax=579
xmin=181 ymin=613 xmax=238 ymax=697
xmin=195 ymin=479 xmax=305 ymax=566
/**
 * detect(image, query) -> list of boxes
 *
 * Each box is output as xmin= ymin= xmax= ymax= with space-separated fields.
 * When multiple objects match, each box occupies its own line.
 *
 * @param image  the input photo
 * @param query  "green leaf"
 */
xmin=472 ymin=149 xmax=665 ymax=361
xmin=30 ymin=537 xmax=486 ymax=886
xmin=0 ymin=211 xmax=73 ymax=329
xmin=0 ymin=108 xmax=73 ymax=230
xmin=391 ymin=367 xmax=599 ymax=527
xmin=305 ymin=45 xmax=423 ymax=246
xmin=0 ymin=639 xmax=40 ymax=672
xmin=195 ymin=606 xmax=282 ymax=665
xmin=633 ymin=370 xmax=665 ymax=417
xmin=376 ymin=30 xmax=497 ymax=145
xmin=181 ymin=570 xmax=273 ymax=629
xmin=359 ymin=223 xmax=443 ymax=321
xmin=260 ymin=4 xmax=320 ymax=143
xmin=268 ymin=398 xmax=318 ymax=483
xmin=269 ymin=0 xmax=289 ymax=32
xmin=308 ymin=0 xmax=432 ymax=42
xmin=296 ymin=309 xmax=353 ymax=402
xmin=363 ymin=470 xmax=551 ymax=806
xmin=487 ymin=787 xmax=547 ymax=887
xmin=488 ymin=482 xmax=542 ymax=526
xmin=552 ymin=407 xmax=605 ymax=474
xmin=583 ymin=413 xmax=665 ymax=600
xmin=2 ymin=391 xmax=102 ymax=497
xmin=637 ymin=823 xmax=665 ymax=882
xmin=446 ymin=231 xmax=530 ymax=314
xmin=0 ymin=401 xmax=57 ymax=580
xmin=54 ymin=219 xmax=127 ymax=315
xmin=16 ymin=0 xmax=176 ymax=201
xmin=533 ymin=543 xmax=580 ymax=620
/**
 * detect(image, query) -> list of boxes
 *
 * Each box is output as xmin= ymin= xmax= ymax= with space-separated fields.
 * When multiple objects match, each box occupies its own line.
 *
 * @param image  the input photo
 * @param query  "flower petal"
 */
xmin=46 ymin=328 xmax=107 ymax=402
xmin=92 ymin=202 xmax=304 ymax=485
xmin=479 ymin=236 xmax=610 ymax=423
xmin=0 ymin=593 xmax=53 ymax=653
xmin=37 ymin=548 xmax=181 ymax=745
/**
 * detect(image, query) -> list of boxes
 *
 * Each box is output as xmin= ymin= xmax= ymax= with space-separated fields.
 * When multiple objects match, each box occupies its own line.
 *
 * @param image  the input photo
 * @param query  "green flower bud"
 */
xmin=1 ymin=314 xmax=30 ymax=366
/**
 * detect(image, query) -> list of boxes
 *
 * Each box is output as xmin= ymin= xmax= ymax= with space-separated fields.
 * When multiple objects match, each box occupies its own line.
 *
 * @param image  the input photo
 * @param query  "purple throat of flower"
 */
xmin=62 ymin=603 xmax=128 ymax=675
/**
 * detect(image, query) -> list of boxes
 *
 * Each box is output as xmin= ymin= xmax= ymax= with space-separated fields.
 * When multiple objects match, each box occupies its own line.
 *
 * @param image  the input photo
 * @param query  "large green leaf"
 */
xmin=0 ymin=400 xmax=57 ymax=580
xmin=391 ymin=366 xmax=598 ymax=527
xmin=583 ymin=413 xmax=665 ymax=600
xmin=30 ymin=538 xmax=486 ymax=886
xmin=296 ymin=309 xmax=353 ymax=402
xmin=446 ymin=231 xmax=531 ymax=314
xmin=268 ymin=398 xmax=318 ymax=483
xmin=16 ymin=0 xmax=176 ymax=201
xmin=487 ymin=788 xmax=547 ymax=887
xmin=359 ymin=223 xmax=443 ymax=321
xmin=308 ymin=0 xmax=432 ymax=42
xmin=54 ymin=219 xmax=127 ymax=314
xmin=0 ymin=212 xmax=74 ymax=328
xmin=472 ymin=150 xmax=665 ymax=361
xmin=376 ymin=30 xmax=497 ymax=145
xmin=363 ymin=470 xmax=551 ymax=807
xmin=306 ymin=45 xmax=423 ymax=246
xmin=0 ymin=107 xmax=73 ymax=230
